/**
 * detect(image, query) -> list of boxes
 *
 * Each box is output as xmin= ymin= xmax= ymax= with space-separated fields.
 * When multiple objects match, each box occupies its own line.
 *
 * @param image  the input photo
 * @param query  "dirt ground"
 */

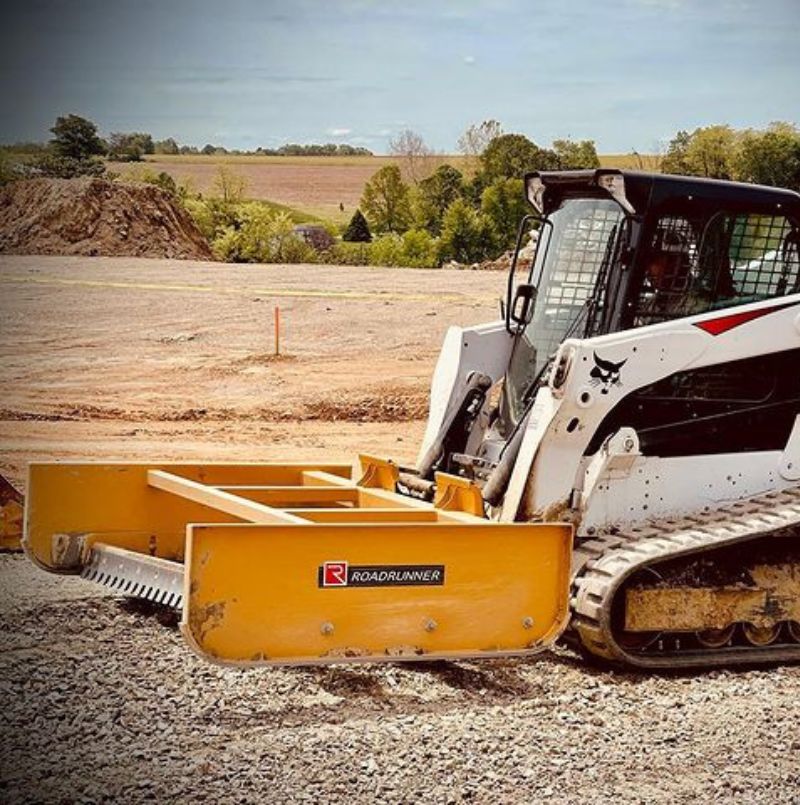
xmin=1 ymin=255 xmax=799 ymax=804
xmin=0 ymin=254 xmax=500 ymax=485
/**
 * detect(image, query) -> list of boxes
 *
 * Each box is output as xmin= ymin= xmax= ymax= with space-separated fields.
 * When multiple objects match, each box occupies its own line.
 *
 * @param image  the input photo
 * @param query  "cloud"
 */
xmin=327 ymin=127 xmax=352 ymax=136
xmin=464 ymin=55 xmax=476 ymax=65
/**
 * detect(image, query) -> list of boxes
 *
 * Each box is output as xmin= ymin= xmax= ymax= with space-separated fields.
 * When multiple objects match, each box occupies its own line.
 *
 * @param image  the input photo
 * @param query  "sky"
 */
xmin=1 ymin=0 xmax=799 ymax=154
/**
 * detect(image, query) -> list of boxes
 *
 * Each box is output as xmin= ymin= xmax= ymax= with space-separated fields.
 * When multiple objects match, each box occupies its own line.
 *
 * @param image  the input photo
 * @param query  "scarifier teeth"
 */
xmin=81 ymin=543 xmax=184 ymax=609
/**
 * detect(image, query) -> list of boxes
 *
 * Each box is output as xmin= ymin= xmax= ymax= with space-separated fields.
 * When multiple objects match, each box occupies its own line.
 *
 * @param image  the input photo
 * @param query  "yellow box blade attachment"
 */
xmin=24 ymin=460 xmax=573 ymax=667
xmin=183 ymin=521 xmax=572 ymax=666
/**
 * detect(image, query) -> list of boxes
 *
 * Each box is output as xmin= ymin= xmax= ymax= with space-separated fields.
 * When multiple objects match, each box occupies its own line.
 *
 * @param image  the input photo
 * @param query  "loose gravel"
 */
xmin=1 ymin=555 xmax=798 ymax=804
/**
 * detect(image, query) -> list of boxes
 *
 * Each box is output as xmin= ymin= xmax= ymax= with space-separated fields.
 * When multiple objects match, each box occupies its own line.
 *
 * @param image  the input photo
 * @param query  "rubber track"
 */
xmin=570 ymin=485 xmax=800 ymax=669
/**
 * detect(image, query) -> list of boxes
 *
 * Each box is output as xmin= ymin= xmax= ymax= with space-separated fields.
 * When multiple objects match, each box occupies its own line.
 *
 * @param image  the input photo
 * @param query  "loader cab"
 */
xmin=500 ymin=169 xmax=800 ymax=430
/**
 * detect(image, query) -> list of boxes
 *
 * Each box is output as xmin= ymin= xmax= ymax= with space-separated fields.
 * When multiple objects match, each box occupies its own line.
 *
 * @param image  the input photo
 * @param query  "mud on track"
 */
xmin=1 ymin=255 xmax=799 ymax=803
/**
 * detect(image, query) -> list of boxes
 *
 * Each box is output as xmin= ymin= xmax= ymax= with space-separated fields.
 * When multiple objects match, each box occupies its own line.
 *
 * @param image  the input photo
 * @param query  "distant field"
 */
xmin=113 ymin=153 xmax=659 ymax=223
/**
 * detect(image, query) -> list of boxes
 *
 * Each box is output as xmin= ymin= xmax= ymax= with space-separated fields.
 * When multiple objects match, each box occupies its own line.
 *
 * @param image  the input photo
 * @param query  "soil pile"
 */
xmin=0 ymin=177 xmax=212 ymax=260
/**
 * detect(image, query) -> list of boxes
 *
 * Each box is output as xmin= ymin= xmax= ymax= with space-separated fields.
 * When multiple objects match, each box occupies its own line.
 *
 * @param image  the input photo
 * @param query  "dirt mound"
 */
xmin=0 ymin=177 xmax=212 ymax=260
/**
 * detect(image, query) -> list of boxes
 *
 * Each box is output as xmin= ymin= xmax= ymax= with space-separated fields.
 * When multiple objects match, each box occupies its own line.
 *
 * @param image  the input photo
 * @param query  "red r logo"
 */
xmin=322 ymin=561 xmax=348 ymax=587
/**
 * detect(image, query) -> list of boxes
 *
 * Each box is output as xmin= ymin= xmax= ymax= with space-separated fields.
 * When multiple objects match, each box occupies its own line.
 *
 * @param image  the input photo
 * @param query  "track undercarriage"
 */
xmin=571 ymin=486 xmax=800 ymax=668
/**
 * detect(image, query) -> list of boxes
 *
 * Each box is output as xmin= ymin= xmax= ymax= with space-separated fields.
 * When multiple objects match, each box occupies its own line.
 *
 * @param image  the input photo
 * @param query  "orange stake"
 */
xmin=274 ymin=306 xmax=281 ymax=356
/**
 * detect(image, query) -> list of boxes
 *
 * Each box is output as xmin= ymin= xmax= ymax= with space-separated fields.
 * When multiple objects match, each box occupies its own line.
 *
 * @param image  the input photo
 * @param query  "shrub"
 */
xmin=32 ymin=153 xmax=106 ymax=178
xmin=211 ymin=205 xmax=316 ymax=263
xmin=400 ymin=229 xmax=440 ymax=268
xmin=321 ymin=242 xmax=372 ymax=265
xmin=369 ymin=233 xmax=405 ymax=266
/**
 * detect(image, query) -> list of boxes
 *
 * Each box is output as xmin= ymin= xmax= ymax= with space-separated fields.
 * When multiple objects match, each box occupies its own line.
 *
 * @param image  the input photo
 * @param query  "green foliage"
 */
xmin=479 ymin=134 xmax=557 ymax=183
xmin=343 ymin=209 xmax=372 ymax=242
xmin=734 ymin=123 xmax=800 ymax=191
xmin=398 ymin=229 xmax=439 ymax=268
xmin=0 ymin=151 xmax=21 ymax=185
xmin=369 ymin=233 xmax=405 ymax=266
xmin=439 ymin=198 xmax=494 ymax=264
xmin=660 ymin=130 xmax=692 ymax=175
xmin=322 ymin=241 xmax=372 ymax=265
xmin=480 ymin=178 xmax=527 ymax=251
xmin=124 ymin=166 xmax=183 ymax=198
xmin=661 ymin=125 xmax=737 ymax=179
xmin=32 ymin=153 xmax=106 ymax=178
xmin=366 ymin=229 xmax=440 ymax=268
xmin=360 ymin=164 xmax=412 ymax=234
xmin=259 ymin=142 xmax=373 ymax=156
xmin=212 ymin=205 xmax=316 ymax=263
xmin=49 ymin=114 xmax=105 ymax=160
xmin=107 ymin=132 xmax=154 ymax=162
xmin=154 ymin=138 xmax=180 ymax=155
xmin=412 ymin=164 xmax=464 ymax=235
xmin=212 ymin=166 xmax=247 ymax=204
xmin=552 ymin=139 xmax=600 ymax=170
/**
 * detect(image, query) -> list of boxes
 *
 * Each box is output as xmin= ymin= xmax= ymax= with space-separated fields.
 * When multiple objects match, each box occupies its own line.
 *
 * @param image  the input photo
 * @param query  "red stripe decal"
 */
xmin=694 ymin=301 xmax=798 ymax=336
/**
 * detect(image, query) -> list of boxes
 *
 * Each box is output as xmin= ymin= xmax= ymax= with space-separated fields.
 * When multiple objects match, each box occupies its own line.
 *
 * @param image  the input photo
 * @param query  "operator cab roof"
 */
xmin=524 ymin=169 xmax=800 ymax=219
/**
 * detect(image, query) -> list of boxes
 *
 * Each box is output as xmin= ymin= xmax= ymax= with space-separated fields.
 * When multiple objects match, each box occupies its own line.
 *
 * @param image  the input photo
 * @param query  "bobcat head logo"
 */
xmin=589 ymin=352 xmax=627 ymax=395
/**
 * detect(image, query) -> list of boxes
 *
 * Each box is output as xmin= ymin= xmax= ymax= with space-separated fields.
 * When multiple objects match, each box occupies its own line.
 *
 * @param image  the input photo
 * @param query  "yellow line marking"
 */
xmin=0 ymin=274 xmax=496 ymax=304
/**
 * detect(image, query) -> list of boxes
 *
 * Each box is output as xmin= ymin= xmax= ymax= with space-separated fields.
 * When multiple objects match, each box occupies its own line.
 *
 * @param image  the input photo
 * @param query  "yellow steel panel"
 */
xmin=292 ymin=509 xmax=439 ymax=523
xmin=183 ymin=521 xmax=573 ymax=666
xmin=24 ymin=462 xmax=352 ymax=570
xmin=217 ymin=486 xmax=360 ymax=506
xmin=147 ymin=471 xmax=306 ymax=525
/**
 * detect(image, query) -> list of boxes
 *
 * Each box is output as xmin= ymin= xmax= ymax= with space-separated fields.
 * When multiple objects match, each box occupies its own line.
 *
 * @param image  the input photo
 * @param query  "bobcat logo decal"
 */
xmin=589 ymin=352 xmax=627 ymax=394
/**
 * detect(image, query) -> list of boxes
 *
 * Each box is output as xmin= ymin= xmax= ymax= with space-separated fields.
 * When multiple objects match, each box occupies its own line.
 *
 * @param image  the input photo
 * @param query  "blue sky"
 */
xmin=1 ymin=0 xmax=798 ymax=153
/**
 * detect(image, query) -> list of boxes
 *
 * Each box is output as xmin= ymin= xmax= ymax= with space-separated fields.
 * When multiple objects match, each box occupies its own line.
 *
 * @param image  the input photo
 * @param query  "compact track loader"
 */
xmin=21 ymin=170 xmax=800 ymax=670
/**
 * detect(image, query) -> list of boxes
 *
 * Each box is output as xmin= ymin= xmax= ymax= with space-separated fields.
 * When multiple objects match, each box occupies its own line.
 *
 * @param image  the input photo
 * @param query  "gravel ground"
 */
xmin=2 ymin=257 xmax=799 ymax=802
xmin=2 ymin=555 xmax=799 ymax=804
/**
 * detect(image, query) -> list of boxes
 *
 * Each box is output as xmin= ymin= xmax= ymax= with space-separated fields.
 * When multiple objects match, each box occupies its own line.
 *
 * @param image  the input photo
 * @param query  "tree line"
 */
xmin=0 ymin=114 xmax=374 ymax=168
xmin=352 ymin=122 xmax=603 ymax=265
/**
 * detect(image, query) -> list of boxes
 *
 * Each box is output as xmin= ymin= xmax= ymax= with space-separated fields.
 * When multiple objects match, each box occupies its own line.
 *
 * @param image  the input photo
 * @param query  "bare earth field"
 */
xmin=123 ymin=156 xmax=402 ymax=221
xmin=1 ymin=255 xmax=798 ymax=804
xmin=115 ymin=153 xmax=659 ymax=222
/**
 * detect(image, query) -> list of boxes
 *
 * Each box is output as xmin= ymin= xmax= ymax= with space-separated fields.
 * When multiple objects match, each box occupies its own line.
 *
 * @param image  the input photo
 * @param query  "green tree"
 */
xmin=49 ymin=114 xmax=105 ymax=160
xmin=662 ymin=125 xmax=737 ymax=179
xmin=552 ymin=138 xmax=600 ymax=170
xmin=360 ymin=164 xmax=412 ymax=234
xmin=734 ymin=122 xmax=800 ymax=190
xmin=412 ymin=164 xmax=464 ymax=235
xmin=660 ymin=130 xmax=692 ymax=174
xmin=439 ymin=198 xmax=494 ymax=263
xmin=107 ymin=132 xmax=154 ymax=162
xmin=343 ymin=209 xmax=372 ymax=242
xmin=154 ymin=137 xmax=180 ymax=155
xmin=480 ymin=178 xmax=528 ymax=250
xmin=686 ymin=125 xmax=737 ymax=179
xmin=479 ymin=133 xmax=558 ymax=183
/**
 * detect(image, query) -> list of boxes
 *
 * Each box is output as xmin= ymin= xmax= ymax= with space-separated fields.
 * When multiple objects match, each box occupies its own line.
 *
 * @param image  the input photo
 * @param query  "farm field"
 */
xmin=0 ymin=254 xmax=797 ymax=803
xmin=113 ymin=152 xmax=660 ymax=223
